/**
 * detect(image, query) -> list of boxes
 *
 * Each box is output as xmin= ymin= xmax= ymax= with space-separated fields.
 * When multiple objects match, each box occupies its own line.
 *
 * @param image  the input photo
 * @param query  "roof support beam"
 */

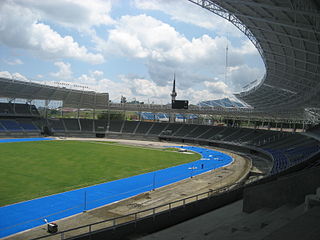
xmin=264 ymin=50 xmax=319 ymax=68
xmin=257 ymin=37 xmax=320 ymax=58
xmin=188 ymin=0 xmax=266 ymax=63
xmin=266 ymin=58 xmax=320 ymax=77
xmin=214 ymin=0 xmax=320 ymax=17
xmin=190 ymin=0 xmax=320 ymax=35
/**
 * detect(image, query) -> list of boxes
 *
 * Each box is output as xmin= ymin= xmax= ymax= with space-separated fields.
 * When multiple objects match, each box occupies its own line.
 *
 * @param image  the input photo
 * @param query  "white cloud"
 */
xmin=228 ymin=64 xmax=264 ymax=92
xmin=0 ymin=71 xmax=28 ymax=81
xmin=0 ymin=71 xmax=13 ymax=79
xmin=0 ymin=1 xmax=104 ymax=64
xmin=134 ymin=0 xmax=243 ymax=37
xmin=12 ymin=0 xmax=114 ymax=32
xmin=51 ymin=62 xmax=72 ymax=79
xmin=3 ymin=58 xmax=23 ymax=65
xmin=204 ymin=81 xmax=230 ymax=95
xmin=233 ymin=40 xmax=258 ymax=55
xmin=97 ymin=14 xmax=263 ymax=94
xmin=91 ymin=70 xmax=104 ymax=77
xmin=0 ymin=1 xmax=265 ymax=104
xmin=123 ymin=76 xmax=171 ymax=98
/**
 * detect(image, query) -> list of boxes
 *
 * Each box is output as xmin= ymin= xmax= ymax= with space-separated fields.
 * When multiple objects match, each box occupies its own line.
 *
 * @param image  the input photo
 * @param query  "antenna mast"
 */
xmin=225 ymin=38 xmax=229 ymax=83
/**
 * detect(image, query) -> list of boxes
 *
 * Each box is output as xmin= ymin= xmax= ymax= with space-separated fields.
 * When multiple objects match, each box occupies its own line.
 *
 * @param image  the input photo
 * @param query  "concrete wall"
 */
xmin=243 ymin=166 xmax=320 ymax=213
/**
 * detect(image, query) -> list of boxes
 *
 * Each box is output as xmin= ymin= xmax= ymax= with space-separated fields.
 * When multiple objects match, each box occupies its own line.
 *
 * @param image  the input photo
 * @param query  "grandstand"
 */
xmin=1 ymin=0 xmax=320 ymax=239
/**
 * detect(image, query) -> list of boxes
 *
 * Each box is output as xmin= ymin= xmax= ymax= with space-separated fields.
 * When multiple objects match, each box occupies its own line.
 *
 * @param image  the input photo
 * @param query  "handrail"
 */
xmin=30 ymin=181 xmax=244 ymax=240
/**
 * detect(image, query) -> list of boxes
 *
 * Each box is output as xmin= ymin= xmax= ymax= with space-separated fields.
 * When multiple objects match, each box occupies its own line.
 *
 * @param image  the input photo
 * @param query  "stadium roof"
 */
xmin=189 ymin=0 xmax=320 ymax=112
xmin=0 ymin=77 xmax=109 ymax=109
xmin=198 ymin=98 xmax=246 ymax=108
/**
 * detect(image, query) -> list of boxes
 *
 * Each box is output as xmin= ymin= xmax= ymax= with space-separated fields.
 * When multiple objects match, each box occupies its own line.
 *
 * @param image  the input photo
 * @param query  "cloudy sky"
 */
xmin=0 ymin=0 xmax=265 ymax=104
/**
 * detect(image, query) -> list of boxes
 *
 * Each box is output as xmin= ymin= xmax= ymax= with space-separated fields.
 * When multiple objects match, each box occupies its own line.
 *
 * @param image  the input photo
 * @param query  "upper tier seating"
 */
xmin=0 ymin=103 xmax=40 ymax=116
xmin=0 ymin=103 xmax=14 ymax=115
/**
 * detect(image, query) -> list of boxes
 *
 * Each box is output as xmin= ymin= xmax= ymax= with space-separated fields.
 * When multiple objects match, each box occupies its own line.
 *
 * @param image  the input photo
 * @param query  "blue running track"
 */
xmin=0 ymin=143 xmax=232 ymax=238
xmin=0 ymin=137 xmax=54 ymax=143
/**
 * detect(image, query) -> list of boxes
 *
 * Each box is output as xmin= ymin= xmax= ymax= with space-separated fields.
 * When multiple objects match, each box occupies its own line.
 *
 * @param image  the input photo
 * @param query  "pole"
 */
xmin=153 ymin=172 xmax=156 ymax=190
xmin=84 ymin=191 xmax=87 ymax=212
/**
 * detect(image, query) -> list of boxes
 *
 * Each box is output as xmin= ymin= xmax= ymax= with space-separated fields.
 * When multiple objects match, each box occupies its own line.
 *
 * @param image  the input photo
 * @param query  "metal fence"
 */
xmin=31 ymin=181 xmax=243 ymax=240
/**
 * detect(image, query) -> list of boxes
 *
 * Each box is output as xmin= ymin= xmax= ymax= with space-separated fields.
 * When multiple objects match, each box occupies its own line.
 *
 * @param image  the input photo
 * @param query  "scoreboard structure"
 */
xmin=172 ymin=100 xmax=188 ymax=109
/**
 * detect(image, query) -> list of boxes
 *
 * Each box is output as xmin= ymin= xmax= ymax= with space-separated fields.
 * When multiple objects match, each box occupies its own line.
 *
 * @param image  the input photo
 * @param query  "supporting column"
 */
xmin=45 ymin=100 xmax=50 ymax=120
xmin=60 ymin=102 xmax=64 ymax=118
xmin=107 ymin=109 xmax=110 ymax=132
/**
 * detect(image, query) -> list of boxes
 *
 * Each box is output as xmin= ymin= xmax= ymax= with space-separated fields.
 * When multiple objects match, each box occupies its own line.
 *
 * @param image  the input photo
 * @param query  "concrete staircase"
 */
xmin=138 ymin=201 xmax=309 ymax=240
xmin=138 ymin=186 xmax=320 ymax=240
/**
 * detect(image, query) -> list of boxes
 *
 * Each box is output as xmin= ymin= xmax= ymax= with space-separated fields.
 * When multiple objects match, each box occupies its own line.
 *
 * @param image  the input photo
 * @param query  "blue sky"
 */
xmin=0 ymin=0 xmax=265 ymax=104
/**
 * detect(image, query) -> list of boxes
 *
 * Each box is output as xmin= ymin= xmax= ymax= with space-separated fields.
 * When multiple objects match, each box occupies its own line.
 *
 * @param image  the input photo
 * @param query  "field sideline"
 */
xmin=0 ymin=140 xmax=200 ymax=206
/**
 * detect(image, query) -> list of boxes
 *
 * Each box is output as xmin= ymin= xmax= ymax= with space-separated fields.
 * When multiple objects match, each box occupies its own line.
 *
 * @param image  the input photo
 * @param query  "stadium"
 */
xmin=0 ymin=0 xmax=320 ymax=240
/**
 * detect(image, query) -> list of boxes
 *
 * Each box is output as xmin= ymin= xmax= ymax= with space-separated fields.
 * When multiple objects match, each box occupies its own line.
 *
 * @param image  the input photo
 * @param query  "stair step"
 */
xmin=231 ymin=204 xmax=302 ymax=240
xmin=203 ymin=208 xmax=272 ymax=239
xmin=262 ymin=206 xmax=320 ymax=240
xmin=139 ymin=200 xmax=244 ymax=240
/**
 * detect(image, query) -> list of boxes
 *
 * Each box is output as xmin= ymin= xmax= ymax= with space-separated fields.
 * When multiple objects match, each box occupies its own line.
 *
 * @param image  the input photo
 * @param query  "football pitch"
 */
xmin=0 ymin=140 xmax=200 ymax=206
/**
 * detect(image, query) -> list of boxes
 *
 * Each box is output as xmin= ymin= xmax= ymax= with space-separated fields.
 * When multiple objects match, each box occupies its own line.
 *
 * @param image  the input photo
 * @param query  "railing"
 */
xmin=31 ymin=181 xmax=243 ymax=240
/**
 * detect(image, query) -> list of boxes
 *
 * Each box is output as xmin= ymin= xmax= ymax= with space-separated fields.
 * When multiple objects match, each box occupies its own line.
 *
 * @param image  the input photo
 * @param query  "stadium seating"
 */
xmin=14 ymin=104 xmax=31 ymax=115
xmin=0 ymin=122 xmax=7 ymax=132
xmin=16 ymin=119 xmax=40 ymax=132
xmin=63 ymin=119 xmax=80 ymax=131
xmin=148 ymin=122 xmax=168 ymax=135
xmin=79 ymin=119 xmax=94 ymax=132
xmin=0 ymin=116 xmax=318 ymax=177
xmin=48 ymin=119 xmax=65 ymax=132
xmin=173 ymin=124 xmax=198 ymax=137
xmin=122 ymin=121 xmax=139 ymax=134
xmin=94 ymin=120 xmax=107 ymax=132
xmin=0 ymin=103 xmax=40 ymax=117
xmin=161 ymin=123 xmax=184 ymax=136
xmin=30 ymin=105 xmax=40 ymax=116
xmin=0 ymin=103 xmax=14 ymax=115
xmin=134 ymin=121 xmax=154 ymax=135
xmin=198 ymin=126 xmax=225 ymax=139
xmin=108 ymin=121 xmax=123 ymax=132
xmin=185 ymin=125 xmax=212 ymax=138
xmin=222 ymin=128 xmax=254 ymax=142
xmin=0 ymin=120 xmax=23 ymax=132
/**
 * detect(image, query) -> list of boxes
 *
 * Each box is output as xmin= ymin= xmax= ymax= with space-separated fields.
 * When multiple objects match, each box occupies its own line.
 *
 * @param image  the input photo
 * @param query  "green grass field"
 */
xmin=0 ymin=140 xmax=200 ymax=206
